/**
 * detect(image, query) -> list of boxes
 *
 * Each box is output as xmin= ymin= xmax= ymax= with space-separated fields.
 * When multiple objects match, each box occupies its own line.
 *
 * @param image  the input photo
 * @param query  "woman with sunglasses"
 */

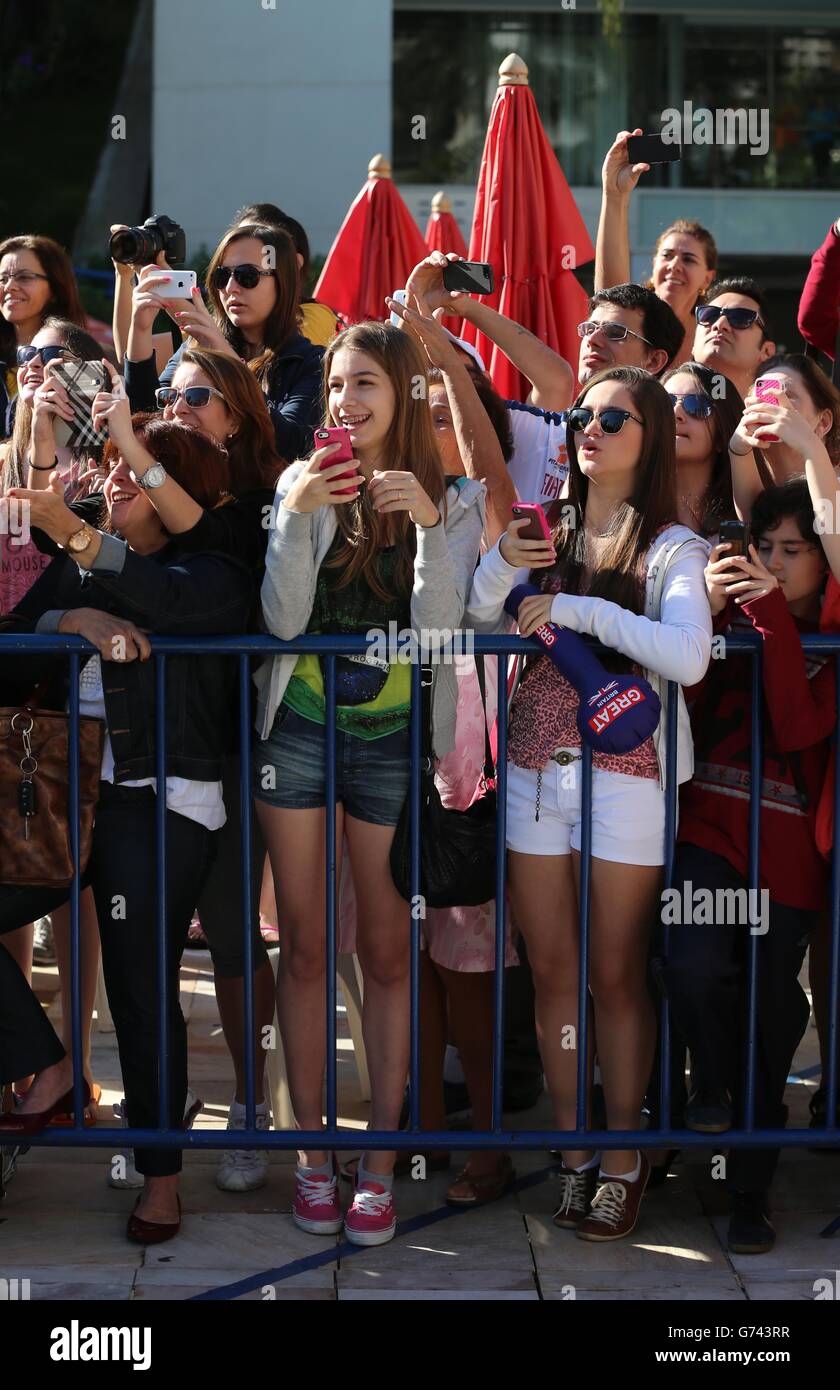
xmin=594 ymin=132 xmax=717 ymax=369
xmin=123 ymin=224 xmax=323 ymax=460
xmin=660 ymin=362 xmax=759 ymax=538
xmin=466 ymin=366 xmax=712 ymax=1241
xmin=0 ymin=235 xmax=86 ymax=440
xmin=92 ymin=348 xmax=286 ymax=1193
xmin=1 ymin=416 xmax=255 ymax=1244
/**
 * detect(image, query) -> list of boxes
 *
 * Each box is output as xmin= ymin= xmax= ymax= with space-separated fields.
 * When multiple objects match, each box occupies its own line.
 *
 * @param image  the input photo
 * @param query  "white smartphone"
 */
xmin=154 ymin=270 xmax=197 ymax=299
xmin=389 ymin=288 xmax=408 ymax=327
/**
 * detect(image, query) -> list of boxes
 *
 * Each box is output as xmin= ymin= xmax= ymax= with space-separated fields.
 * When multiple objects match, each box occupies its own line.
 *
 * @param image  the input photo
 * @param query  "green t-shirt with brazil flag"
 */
xmin=283 ymin=532 xmax=412 ymax=740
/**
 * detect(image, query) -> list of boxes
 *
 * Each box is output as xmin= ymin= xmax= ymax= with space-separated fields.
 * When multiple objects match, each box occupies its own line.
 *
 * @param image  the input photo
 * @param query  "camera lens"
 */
xmin=109 ymin=224 xmax=162 ymax=267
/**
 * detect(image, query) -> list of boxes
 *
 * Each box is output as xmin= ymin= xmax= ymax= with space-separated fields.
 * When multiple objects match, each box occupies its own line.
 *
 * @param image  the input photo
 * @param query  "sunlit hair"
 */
xmin=178 ymin=348 xmax=285 ymax=489
xmin=660 ymin=361 xmax=761 ymax=536
xmin=648 ymin=220 xmax=718 ymax=310
xmin=544 ymin=366 xmax=679 ymax=614
xmin=0 ymin=235 xmax=86 ymax=366
xmin=1 ymin=316 xmax=105 ymax=495
xmin=103 ymin=414 xmax=232 ymax=516
xmin=756 ymin=352 xmax=840 ymax=463
xmin=205 ymin=224 xmax=301 ymax=381
xmin=322 ymin=322 xmax=446 ymax=601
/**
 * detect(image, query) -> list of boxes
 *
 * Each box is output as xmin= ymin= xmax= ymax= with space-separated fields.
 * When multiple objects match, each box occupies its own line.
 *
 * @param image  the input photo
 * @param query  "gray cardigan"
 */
xmin=255 ymin=464 xmax=486 ymax=754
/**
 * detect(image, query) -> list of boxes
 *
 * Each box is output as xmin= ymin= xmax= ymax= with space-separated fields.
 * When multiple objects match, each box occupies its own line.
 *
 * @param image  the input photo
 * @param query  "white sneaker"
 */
xmin=108 ymin=1089 xmax=203 ymax=1189
xmin=216 ymin=1102 xmax=271 ymax=1192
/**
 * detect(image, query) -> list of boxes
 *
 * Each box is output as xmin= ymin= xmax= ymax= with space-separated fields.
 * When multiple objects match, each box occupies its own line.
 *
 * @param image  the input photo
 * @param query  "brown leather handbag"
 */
xmin=0 ymin=683 xmax=104 ymax=887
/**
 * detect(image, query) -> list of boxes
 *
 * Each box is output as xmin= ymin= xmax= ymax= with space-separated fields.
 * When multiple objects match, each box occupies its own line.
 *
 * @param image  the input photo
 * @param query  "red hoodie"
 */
xmin=678 ymin=588 xmax=835 ymax=910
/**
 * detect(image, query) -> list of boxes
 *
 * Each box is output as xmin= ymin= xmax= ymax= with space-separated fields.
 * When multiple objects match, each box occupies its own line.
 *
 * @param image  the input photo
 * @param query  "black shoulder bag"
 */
xmin=389 ymin=657 xmax=498 ymax=909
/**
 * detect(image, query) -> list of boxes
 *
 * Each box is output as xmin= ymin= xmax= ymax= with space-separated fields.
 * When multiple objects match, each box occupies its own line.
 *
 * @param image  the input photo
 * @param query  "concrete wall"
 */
xmin=153 ymin=0 xmax=392 ymax=260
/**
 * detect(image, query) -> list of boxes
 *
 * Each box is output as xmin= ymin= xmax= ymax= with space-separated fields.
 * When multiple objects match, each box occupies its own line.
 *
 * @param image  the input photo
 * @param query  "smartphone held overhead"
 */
xmin=626 ymin=132 xmax=682 ymax=164
xmin=442 ymin=261 xmax=495 ymax=296
xmin=50 ymin=361 xmax=109 ymax=451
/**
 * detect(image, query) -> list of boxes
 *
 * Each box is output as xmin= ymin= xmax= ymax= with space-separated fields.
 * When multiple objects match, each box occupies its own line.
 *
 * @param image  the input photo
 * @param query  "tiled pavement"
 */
xmin=1 ymin=948 xmax=838 ymax=1302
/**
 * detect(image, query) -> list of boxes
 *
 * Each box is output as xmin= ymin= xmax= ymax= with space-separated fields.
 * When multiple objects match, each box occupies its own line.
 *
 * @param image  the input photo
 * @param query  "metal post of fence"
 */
xmin=658 ymin=681 xmax=680 ymax=1132
xmin=408 ymin=659 xmax=423 ymax=1135
xmin=67 ymin=653 xmax=84 ymax=1129
xmin=239 ymin=656 xmax=255 ymax=1132
xmin=491 ymin=654 xmax=508 ymax=1133
xmin=324 ymin=655 xmax=338 ymax=1131
xmin=154 ymin=654 xmax=170 ymax=1131
xmin=744 ymin=645 xmax=763 ymax=1131
xmin=575 ymin=743 xmax=593 ymax=1135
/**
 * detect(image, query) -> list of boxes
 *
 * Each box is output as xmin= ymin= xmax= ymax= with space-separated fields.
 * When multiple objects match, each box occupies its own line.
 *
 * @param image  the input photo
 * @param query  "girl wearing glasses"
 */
xmin=0 ymin=235 xmax=86 ymax=440
xmin=123 ymin=224 xmax=323 ymax=461
xmin=466 ymin=365 xmax=712 ymax=1242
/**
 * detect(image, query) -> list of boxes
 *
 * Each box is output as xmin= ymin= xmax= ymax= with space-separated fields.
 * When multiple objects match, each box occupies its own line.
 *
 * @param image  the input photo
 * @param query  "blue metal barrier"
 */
xmin=1 ymin=630 xmax=838 ymax=1155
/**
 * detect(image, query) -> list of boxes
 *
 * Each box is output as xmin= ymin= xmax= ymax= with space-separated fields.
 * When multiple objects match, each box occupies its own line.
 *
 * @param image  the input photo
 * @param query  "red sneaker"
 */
xmin=292 ymin=1164 xmax=343 ymax=1236
xmin=344 ymin=1180 xmax=396 ymax=1247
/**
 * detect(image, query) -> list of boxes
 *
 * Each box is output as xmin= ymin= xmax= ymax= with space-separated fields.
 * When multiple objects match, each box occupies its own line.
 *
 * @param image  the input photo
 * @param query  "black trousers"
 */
xmin=0 ymin=782 xmax=215 ymax=1176
xmin=0 ymin=941 xmax=65 ymax=1083
xmin=660 ymin=843 xmax=812 ymax=1193
xmin=194 ymin=755 xmax=268 ymax=979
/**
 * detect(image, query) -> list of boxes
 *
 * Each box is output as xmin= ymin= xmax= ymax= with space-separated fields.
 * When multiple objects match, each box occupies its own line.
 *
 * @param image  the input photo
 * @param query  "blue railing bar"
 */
xmin=744 ymin=645 xmax=764 ymax=1132
xmin=491 ymin=655 xmax=508 ymax=1133
xmin=658 ymin=681 xmax=680 ymax=1131
xmin=827 ymin=656 xmax=840 ymax=1130
xmin=324 ymin=655 xmax=338 ymax=1132
xmin=575 ymin=742 xmax=593 ymax=1135
xmin=239 ymin=656 xmax=255 ymax=1131
xmin=19 ymin=1125 xmax=837 ymax=1151
xmin=67 ymin=654 xmax=84 ymax=1132
xmin=10 ymin=631 xmax=832 ymax=658
xmin=154 ymin=654 xmax=170 ymax=1131
xmin=408 ymin=660 xmax=422 ymax=1133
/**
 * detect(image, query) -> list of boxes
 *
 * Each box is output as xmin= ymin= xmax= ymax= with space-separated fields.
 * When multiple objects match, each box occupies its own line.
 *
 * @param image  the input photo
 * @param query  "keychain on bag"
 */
xmin=11 ymin=711 xmax=38 ymax=841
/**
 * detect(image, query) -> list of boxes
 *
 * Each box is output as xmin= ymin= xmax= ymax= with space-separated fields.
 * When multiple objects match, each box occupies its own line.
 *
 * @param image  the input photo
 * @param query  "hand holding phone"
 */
xmin=718 ymin=518 xmax=749 ymax=559
xmin=511 ymin=502 xmax=553 ymax=543
xmin=49 ymin=361 xmax=109 ymax=451
xmin=626 ymin=132 xmax=682 ymax=165
xmin=753 ymin=376 xmax=785 ymax=444
xmin=442 ymin=260 xmax=494 ymax=296
xmin=153 ymin=269 xmax=198 ymax=300
xmin=314 ymin=427 xmax=357 ymax=494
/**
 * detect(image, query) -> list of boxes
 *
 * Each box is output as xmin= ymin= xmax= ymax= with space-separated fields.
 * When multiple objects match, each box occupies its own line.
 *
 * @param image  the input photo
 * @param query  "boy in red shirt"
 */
xmin=662 ymin=479 xmax=834 ymax=1255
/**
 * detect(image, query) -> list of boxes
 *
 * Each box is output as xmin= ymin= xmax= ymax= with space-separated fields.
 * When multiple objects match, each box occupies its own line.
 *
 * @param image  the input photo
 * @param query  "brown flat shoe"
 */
xmin=576 ymin=1153 xmax=650 ymax=1242
xmin=126 ymin=1194 xmax=182 ymax=1245
xmin=445 ymin=1156 xmax=515 ymax=1207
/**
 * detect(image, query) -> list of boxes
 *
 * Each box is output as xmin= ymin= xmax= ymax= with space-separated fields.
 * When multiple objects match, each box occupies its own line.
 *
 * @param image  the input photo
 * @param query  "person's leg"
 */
xmin=0 ymin=939 xmax=66 ymax=1091
xmin=50 ymin=888 xmax=99 ymax=1088
xmin=418 ymin=951 xmax=450 ymax=1141
xmin=213 ymin=967 xmax=275 ymax=1106
xmin=583 ymin=854 xmax=662 ymax=1177
xmin=1 ymin=923 xmax=34 ymax=981
xmin=507 ymin=851 xmax=588 ymax=1168
xmin=438 ymin=964 xmax=502 ymax=1180
xmin=809 ymin=909 xmax=832 ymax=1087
xmin=91 ymin=786 xmax=214 ymax=1224
xmin=344 ymin=813 xmax=411 ymax=1179
xmin=255 ymin=801 xmax=341 ymax=1169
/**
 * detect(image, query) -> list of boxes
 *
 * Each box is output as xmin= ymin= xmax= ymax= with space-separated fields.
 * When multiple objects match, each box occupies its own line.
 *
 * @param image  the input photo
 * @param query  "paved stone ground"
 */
xmin=2 ymin=948 xmax=838 ymax=1302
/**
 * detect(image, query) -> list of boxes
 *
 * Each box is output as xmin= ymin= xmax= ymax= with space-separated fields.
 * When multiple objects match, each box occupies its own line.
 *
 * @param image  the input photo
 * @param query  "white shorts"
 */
xmin=505 ymin=756 xmax=667 ymax=866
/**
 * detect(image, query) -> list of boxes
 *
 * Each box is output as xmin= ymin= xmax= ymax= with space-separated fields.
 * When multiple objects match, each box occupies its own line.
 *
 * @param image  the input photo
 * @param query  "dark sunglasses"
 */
xmin=155 ymin=386 xmax=225 ymax=409
xmin=667 ymin=392 xmax=713 ymax=420
xmin=568 ymin=406 xmax=644 ymax=435
xmin=694 ymin=304 xmax=765 ymax=332
xmin=210 ymin=263 xmax=275 ymax=291
xmin=16 ymin=344 xmax=73 ymax=367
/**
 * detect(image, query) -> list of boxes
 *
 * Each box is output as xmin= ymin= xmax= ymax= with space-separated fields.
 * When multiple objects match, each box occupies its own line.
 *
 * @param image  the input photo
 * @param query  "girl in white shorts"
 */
xmin=466 ymin=365 xmax=712 ymax=1241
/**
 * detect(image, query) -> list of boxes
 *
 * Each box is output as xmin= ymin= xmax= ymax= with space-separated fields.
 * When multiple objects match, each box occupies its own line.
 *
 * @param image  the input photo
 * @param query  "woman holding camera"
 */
xmin=0 ymin=415 xmax=254 ymax=1242
xmin=123 ymin=224 xmax=323 ymax=461
xmin=0 ymin=235 xmax=87 ymax=439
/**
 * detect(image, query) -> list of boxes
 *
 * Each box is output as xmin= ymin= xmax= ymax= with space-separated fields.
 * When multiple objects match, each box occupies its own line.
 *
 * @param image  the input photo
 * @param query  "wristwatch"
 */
xmin=138 ymin=464 xmax=167 ymax=490
xmin=65 ymin=524 xmax=95 ymax=555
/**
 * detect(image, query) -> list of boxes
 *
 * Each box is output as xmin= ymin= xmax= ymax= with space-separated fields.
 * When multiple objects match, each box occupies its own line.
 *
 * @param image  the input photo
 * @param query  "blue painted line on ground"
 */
xmin=188 ymin=1163 xmax=558 ymax=1301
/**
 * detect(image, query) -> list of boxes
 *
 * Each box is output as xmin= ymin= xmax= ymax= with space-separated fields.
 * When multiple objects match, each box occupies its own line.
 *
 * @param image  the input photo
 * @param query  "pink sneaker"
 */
xmin=292 ymin=1165 xmax=343 ymax=1235
xmin=344 ymin=1180 xmax=396 ymax=1246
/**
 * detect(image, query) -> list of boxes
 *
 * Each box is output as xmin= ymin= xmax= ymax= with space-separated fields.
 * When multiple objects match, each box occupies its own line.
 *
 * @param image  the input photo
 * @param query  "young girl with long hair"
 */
xmin=661 ymin=361 xmax=749 ymax=537
xmin=254 ymin=321 xmax=485 ymax=1246
xmin=466 ymin=366 xmax=712 ymax=1241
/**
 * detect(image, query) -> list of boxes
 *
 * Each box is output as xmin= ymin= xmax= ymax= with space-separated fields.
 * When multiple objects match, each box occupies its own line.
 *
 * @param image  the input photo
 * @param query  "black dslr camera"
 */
xmin=109 ymin=214 xmax=186 ymax=267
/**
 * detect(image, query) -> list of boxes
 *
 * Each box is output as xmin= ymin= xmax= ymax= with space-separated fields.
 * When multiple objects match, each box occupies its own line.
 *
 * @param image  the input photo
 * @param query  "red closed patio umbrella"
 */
xmin=424 ymin=191 xmax=468 ymax=258
xmin=314 ymin=154 xmax=428 ymax=326
xmin=460 ymin=54 xmax=594 ymax=402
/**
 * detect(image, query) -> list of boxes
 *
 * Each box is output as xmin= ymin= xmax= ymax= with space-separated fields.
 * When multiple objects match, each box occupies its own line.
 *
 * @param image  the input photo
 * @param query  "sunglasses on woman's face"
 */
xmin=210 ymin=264 xmax=275 ymax=291
xmin=668 ymin=392 xmax=713 ymax=420
xmin=155 ymin=386 xmax=226 ymax=409
xmin=16 ymin=344 xmax=73 ymax=367
xmin=694 ymin=304 xmax=765 ymax=332
xmin=568 ymin=406 xmax=644 ymax=435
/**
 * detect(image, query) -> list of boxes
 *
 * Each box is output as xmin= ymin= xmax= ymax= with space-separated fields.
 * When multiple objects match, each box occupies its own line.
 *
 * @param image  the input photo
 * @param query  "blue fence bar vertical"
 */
xmin=1 ymin=629 xmax=838 ymax=1154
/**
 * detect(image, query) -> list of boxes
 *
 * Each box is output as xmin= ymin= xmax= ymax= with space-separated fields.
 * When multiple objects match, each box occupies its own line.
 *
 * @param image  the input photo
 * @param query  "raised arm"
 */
xmin=594 ymin=130 xmax=649 ymax=293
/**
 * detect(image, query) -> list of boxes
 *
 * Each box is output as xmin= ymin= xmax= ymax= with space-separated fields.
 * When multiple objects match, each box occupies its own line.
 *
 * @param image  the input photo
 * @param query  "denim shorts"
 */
xmin=253 ymin=705 xmax=411 ymax=827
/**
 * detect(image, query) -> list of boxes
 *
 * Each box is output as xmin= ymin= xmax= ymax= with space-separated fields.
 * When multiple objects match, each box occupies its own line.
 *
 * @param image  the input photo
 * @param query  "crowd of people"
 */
xmin=0 ymin=131 xmax=839 ymax=1256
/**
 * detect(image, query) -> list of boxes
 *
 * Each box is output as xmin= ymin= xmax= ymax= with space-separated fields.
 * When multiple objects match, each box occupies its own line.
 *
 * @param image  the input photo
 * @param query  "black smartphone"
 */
xmin=718 ymin=519 xmax=749 ymax=559
xmin=626 ymin=133 xmax=682 ymax=165
xmin=442 ymin=261 xmax=494 ymax=295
